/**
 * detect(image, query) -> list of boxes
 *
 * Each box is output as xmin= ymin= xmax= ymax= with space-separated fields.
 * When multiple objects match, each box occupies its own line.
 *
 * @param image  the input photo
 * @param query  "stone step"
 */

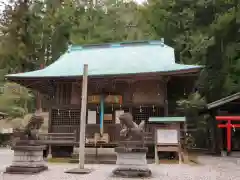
xmin=72 ymin=153 xmax=116 ymax=159
xmin=69 ymin=157 xmax=155 ymax=164
xmin=69 ymin=158 xmax=117 ymax=164
xmin=230 ymin=151 xmax=240 ymax=157
xmin=71 ymin=153 xmax=117 ymax=164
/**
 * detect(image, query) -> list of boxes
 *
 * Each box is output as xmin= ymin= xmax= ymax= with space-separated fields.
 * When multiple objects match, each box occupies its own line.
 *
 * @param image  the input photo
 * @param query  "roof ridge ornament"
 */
xmin=161 ymin=38 xmax=164 ymax=43
xmin=149 ymin=39 xmax=164 ymax=47
xmin=67 ymin=45 xmax=83 ymax=52
xmin=67 ymin=44 xmax=72 ymax=53
xmin=67 ymin=40 xmax=166 ymax=52
xmin=111 ymin=43 xmax=121 ymax=47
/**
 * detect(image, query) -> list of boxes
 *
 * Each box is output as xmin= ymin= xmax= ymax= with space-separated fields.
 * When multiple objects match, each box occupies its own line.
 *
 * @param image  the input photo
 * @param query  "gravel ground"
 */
xmin=0 ymin=148 xmax=240 ymax=180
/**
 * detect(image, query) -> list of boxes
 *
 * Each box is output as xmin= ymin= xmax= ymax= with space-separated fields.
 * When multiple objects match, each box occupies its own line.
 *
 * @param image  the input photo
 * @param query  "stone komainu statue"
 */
xmin=118 ymin=112 xmax=145 ymax=147
xmin=12 ymin=114 xmax=44 ymax=145
xmin=113 ymin=113 xmax=151 ymax=178
xmin=6 ymin=114 xmax=48 ymax=174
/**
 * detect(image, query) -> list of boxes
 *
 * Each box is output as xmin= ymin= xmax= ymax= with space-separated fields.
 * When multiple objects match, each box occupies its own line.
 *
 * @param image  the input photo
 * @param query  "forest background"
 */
xmin=0 ymin=0 xmax=239 ymax=150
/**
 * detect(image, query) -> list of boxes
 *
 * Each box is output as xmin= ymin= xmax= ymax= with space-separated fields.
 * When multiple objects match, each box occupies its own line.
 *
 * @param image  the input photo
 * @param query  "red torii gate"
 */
xmin=216 ymin=116 xmax=240 ymax=152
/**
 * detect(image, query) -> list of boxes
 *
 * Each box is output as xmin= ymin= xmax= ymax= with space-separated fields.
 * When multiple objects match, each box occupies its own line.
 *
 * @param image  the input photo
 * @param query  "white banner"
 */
xmin=115 ymin=110 xmax=124 ymax=124
xmin=88 ymin=110 xmax=96 ymax=124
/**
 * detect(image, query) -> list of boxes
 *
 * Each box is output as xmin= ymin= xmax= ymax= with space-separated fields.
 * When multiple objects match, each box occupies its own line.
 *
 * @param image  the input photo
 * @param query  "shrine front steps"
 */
xmin=70 ymin=153 xmax=116 ymax=164
xmin=48 ymin=153 xmax=155 ymax=164
xmin=229 ymin=151 xmax=240 ymax=157
xmin=69 ymin=154 xmax=155 ymax=164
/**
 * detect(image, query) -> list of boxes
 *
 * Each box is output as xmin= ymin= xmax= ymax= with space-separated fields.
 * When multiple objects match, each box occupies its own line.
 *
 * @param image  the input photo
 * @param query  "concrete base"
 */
xmin=65 ymin=168 xmax=93 ymax=174
xmin=5 ymin=166 xmax=48 ymax=174
xmin=112 ymin=147 xmax=151 ymax=178
xmin=113 ymin=167 xmax=151 ymax=178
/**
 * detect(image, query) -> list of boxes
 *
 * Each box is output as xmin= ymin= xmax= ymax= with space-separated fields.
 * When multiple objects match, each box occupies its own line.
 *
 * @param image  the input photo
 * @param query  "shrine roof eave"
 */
xmin=5 ymin=67 xmax=202 ymax=94
xmin=207 ymin=92 xmax=240 ymax=110
xmin=5 ymin=67 xmax=202 ymax=82
xmin=149 ymin=117 xmax=186 ymax=123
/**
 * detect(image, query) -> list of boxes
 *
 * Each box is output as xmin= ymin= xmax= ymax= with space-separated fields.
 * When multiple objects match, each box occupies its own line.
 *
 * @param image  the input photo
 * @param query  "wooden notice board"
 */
xmin=157 ymin=129 xmax=178 ymax=144
xmin=149 ymin=117 xmax=186 ymax=165
xmin=154 ymin=124 xmax=182 ymax=164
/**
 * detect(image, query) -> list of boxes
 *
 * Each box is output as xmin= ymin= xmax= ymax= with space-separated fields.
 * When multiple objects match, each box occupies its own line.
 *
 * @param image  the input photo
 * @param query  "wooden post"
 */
xmin=154 ymin=127 xmax=159 ymax=164
xmin=36 ymin=64 xmax=44 ymax=113
xmin=79 ymin=64 xmax=88 ymax=169
xmin=183 ymin=121 xmax=189 ymax=162
xmin=36 ymin=92 xmax=42 ymax=113
xmin=177 ymin=123 xmax=182 ymax=164
xmin=163 ymin=77 xmax=169 ymax=116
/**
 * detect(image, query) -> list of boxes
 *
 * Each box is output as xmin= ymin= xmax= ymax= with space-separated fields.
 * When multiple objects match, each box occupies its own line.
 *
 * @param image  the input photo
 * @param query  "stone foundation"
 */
xmin=112 ymin=147 xmax=151 ymax=178
xmin=5 ymin=145 xmax=48 ymax=174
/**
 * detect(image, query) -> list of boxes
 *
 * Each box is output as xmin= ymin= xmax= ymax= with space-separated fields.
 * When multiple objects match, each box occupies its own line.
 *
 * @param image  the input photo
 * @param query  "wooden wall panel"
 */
xmin=132 ymin=80 xmax=164 ymax=105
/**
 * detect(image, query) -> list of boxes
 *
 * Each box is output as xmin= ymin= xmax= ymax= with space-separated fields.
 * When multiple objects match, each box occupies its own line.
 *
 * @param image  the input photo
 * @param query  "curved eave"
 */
xmin=5 ymin=67 xmax=202 ymax=95
xmin=6 ymin=66 xmax=202 ymax=82
xmin=8 ymin=79 xmax=52 ymax=95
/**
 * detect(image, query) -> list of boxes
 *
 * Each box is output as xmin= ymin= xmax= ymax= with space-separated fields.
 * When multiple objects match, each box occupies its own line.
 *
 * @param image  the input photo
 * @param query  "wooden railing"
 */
xmin=144 ymin=132 xmax=154 ymax=144
xmin=38 ymin=132 xmax=77 ymax=145
xmin=40 ymin=132 xmax=76 ymax=141
xmin=119 ymin=132 xmax=154 ymax=146
xmin=35 ymin=131 xmax=154 ymax=146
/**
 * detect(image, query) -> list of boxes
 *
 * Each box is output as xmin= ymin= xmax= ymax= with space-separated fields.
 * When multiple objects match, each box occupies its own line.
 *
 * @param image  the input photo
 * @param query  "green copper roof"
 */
xmin=6 ymin=40 xmax=202 ymax=79
xmin=149 ymin=117 xmax=186 ymax=123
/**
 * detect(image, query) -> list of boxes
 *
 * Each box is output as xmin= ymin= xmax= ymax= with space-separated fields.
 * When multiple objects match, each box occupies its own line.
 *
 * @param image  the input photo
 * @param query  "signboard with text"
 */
xmin=157 ymin=129 xmax=178 ymax=144
xmin=88 ymin=95 xmax=122 ymax=104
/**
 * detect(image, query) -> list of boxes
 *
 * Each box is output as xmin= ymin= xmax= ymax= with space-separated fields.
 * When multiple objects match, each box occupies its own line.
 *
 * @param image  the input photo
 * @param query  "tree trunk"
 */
xmin=209 ymin=110 xmax=221 ymax=155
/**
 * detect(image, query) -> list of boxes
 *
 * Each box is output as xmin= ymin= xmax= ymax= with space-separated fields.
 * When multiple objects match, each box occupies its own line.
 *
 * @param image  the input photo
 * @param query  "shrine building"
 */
xmin=5 ymin=40 xmax=202 ymax=156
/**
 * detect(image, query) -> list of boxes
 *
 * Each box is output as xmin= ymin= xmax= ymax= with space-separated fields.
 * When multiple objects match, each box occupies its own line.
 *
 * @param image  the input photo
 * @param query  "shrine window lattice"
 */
xmin=132 ymin=106 xmax=164 ymax=124
xmin=51 ymin=108 xmax=80 ymax=126
xmin=51 ymin=106 xmax=163 ymax=126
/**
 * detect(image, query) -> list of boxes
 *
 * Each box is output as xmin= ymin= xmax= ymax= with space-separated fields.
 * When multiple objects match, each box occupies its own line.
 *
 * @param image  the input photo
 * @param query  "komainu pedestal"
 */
xmin=5 ymin=145 xmax=48 ymax=174
xmin=112 ymin=113 xmax=151 ymax=178
xmin=113 ymin=147 xmax=151 ymax=177
xmin=5 ymin=114 xmax=48 ymax=174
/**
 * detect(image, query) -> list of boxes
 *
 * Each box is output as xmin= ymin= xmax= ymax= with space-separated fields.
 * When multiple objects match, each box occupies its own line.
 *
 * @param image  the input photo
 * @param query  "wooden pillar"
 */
xmin=36 ymin=64 xmax=44 ymax=113
xmin=154 ymin=127 xmax=159 ymax=164
xmin=178 ymin=123 xmax=183 ymax=164
xmin=48 ymin=108 xmax=52 ymax=134
xmin=36 ymin=92 xmax=42 ymax=113
xmin=47 ymin=112 xmax=53 ymax=159
xmin=127 ymin=79 xmax=135 ymax=113
xmin=79 ymin=64 xmax=88 ymax=169
xmin=163 ymin=77 xmax=170 ymax=116
xmin=183 ymin=121 xmax=189 ymax=162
